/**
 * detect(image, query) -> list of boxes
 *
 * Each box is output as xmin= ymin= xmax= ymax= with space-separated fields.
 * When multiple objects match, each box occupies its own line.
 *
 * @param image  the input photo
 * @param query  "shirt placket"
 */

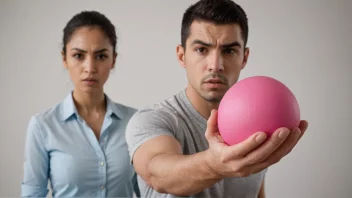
xmin=80 ymin=116 xmax=112 ymax=197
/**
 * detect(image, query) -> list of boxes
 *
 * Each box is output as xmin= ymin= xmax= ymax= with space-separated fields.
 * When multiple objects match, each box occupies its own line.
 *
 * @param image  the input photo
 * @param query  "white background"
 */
xmin=0 ymin=0 xmax=351 ymax=197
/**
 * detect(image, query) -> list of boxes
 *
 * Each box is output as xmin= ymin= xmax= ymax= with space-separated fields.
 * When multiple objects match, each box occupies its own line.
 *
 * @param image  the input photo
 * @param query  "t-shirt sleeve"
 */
xmin=125 ymin=109 xmax=175 ymax=164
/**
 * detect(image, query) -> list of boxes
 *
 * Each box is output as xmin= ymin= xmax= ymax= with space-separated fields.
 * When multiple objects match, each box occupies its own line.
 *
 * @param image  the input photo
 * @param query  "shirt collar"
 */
xmin=105 ymin=94 xmax=125 ymax=119
xmin=60 ymin=92 xmax=124 ymax=121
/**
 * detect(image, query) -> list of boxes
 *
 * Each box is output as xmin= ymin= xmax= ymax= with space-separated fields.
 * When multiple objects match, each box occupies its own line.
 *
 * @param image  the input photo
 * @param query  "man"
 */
xmin=126 ymin=0 xmax=309 ymax=197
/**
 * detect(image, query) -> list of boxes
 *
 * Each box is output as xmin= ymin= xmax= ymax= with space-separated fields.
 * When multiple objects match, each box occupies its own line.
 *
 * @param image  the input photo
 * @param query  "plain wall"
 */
xmin=0 ymin=0 xmax=351 ymax=197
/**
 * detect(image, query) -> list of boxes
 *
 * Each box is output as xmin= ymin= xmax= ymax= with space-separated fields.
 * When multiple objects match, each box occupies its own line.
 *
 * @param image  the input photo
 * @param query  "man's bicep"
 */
xmin=133 ymin=135 xmax=182 ymax=181
xmin=125 ymin=110 xmax=181 ymax=179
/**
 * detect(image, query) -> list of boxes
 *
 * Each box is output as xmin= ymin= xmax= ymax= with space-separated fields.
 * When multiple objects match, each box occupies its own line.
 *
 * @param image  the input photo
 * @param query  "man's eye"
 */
xmin=97 ymin=54 xmax=107 ymax=60
xmin=223 ymin=49 xmax=236 ymax=55
xmin=196 ymin=47 xmax=207 ymax=53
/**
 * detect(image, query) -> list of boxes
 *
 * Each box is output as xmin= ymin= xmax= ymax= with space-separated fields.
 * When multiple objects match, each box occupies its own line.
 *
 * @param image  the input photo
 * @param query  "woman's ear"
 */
xmin=61 ymin=50 xmax=68 ymax=69
xmin=111 ymin=52 xmax=117 ymax=70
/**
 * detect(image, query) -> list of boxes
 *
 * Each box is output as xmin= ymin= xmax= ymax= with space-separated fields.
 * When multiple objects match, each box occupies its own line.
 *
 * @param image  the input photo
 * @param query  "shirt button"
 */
xmin=101 ymin=186 xmax=105 ymax=190
xmin=100 ymin=161 xmax=105 ymax=166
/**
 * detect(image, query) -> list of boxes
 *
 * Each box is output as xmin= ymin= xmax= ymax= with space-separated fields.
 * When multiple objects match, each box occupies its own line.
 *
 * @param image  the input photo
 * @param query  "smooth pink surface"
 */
xmin=218 ymin=76 xmax=300 ymax=146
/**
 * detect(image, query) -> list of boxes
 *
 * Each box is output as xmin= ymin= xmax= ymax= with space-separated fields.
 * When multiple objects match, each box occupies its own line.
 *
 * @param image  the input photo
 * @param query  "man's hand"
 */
xmin=204 ymin=109 xmax=308 ymax=178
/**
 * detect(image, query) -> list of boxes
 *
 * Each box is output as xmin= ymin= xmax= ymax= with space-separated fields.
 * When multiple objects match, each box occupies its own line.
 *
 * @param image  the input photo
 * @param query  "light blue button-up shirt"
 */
xmin=21 ymin=92 xmax=140 ymax=197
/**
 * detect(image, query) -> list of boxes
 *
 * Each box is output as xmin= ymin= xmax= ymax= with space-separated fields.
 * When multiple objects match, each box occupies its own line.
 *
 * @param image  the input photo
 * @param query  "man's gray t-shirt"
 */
xmin=126 ymin=90 xmax=267 ymax=198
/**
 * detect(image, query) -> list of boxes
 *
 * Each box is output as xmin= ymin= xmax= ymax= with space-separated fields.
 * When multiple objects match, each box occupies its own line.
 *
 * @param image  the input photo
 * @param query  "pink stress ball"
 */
xmin=218 ymin=76 xmax=300 ymax=146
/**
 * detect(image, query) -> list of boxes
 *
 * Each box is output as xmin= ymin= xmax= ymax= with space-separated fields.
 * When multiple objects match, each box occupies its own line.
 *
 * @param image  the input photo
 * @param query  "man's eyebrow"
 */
xmin=191 ymin=39 xmax=213 ymax=47
xmin=191 ymin=40 xmax=242 ymax=48
xmin=221 ymin=41 xmax=241 ymax=48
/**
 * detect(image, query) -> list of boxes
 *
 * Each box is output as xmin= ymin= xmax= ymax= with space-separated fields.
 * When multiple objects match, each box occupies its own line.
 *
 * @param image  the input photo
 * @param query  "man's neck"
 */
xmin=185 ymin=86 xmax=219 ymax=120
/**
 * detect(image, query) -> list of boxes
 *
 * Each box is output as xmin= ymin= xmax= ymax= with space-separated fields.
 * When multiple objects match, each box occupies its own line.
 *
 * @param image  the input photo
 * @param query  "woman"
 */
xmin=21 ymin=11 xmax=140 ymax=197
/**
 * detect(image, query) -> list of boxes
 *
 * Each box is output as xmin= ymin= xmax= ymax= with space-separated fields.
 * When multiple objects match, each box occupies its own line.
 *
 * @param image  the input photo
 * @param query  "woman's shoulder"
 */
xmin=33 ymin=102 xmax=63 ymax=121
xmin=113 ymin=102 xmax=137 ymax=113
xmin=108 ymin=100 xmax=138 ymax=120
xmin=25 ymin=102 xmax=64 ymax=140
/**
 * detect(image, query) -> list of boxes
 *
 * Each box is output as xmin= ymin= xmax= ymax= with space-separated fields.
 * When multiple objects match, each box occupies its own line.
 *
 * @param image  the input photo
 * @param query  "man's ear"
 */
xmin=241 ymin=47 xmax=250 ymax=70
xmin=176 ymin=44 xmax=186 ymax=68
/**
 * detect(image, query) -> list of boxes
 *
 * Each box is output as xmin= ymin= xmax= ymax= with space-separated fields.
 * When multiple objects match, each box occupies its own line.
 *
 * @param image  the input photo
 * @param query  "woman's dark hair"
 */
xmin=62 ymin=11 xmax=117 ymax=55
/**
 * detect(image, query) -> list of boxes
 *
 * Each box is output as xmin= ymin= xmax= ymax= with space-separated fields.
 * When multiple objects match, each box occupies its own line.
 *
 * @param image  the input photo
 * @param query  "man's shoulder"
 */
xmin=125 ymin=93 xmax=184 ymax=161
xmin=129 ymin=92 xmax=184 ymax=125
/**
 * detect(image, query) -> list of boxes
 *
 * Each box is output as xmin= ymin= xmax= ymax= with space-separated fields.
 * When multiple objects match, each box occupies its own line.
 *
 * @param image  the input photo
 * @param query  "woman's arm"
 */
xmin=21 ymin=116 xmax=49 ymax=197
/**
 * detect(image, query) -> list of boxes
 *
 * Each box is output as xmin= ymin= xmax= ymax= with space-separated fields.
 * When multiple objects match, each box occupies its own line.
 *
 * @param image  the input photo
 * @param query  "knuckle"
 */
xmin=230 ymin=164 xmax=241 ymax=174
xmin=272 ymin=139 xmax=284 ymax=147
xmin=286 ymin=148 xmax=293 ymax=154
xmin=248 ymin=154 xmax=265 ymax=164
xmin=271 ymin=157 xmax=281 ymax=164
xmin=255 ymin=155 xmax=266 ymax=163
xmin=219 ymin=155 xmax=227 ymax=164
xmin=261 ymin=161 xmax=273 ymax=168
xmin=231 ymin=150 xmax=241 ymax=158
xmin=247 ymin=158 xmax=257 ymax=165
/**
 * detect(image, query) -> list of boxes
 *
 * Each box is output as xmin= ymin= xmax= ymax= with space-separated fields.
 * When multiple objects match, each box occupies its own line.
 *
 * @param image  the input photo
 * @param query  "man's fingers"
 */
xmin=246 ymin=127 xmax=301 ymax=171
xmin=215 ymin=133 xmax=225 ymax=143
xmin=288 ymin=120 xmax=308 ymax=151
xmin=299 ymin=120 xmax=309 ymax=133
xmin=224 ymin=132 xmax=268 ymax=160
xmin=241 ymin=128 xmax=290 ymax=165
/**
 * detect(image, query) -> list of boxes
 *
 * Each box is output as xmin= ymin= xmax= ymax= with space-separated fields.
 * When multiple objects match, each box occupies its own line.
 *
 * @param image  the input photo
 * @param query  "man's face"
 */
xmin=177 ymin=20 xmax=249 ymax=103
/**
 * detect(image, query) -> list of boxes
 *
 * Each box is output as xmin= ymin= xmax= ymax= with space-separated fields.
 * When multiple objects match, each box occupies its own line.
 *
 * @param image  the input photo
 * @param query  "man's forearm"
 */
xmin=258 ymin=178 xmax=265 ymax=198
xmin=147 ymin=150 xmax=222 ymax=196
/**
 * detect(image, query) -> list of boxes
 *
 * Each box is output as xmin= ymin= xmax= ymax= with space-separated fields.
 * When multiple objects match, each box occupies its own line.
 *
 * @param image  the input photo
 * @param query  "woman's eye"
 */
xmin=73 ymin=53 xmax=84 ymax=59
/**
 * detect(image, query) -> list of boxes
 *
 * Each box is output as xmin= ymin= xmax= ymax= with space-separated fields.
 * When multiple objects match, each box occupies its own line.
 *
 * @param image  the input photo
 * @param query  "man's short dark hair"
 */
xmin=181 ymin=0 xmax=249 ymax=49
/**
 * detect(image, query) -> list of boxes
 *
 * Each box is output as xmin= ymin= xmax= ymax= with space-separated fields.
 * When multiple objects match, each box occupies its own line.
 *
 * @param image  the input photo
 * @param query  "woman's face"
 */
xmin=62 ymin=26 xmax=116 ymax=94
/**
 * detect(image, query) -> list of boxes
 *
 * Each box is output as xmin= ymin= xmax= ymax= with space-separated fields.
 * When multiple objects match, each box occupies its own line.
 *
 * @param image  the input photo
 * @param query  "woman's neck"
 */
xmin=72 ymin=88 xmax=106 ymax=116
